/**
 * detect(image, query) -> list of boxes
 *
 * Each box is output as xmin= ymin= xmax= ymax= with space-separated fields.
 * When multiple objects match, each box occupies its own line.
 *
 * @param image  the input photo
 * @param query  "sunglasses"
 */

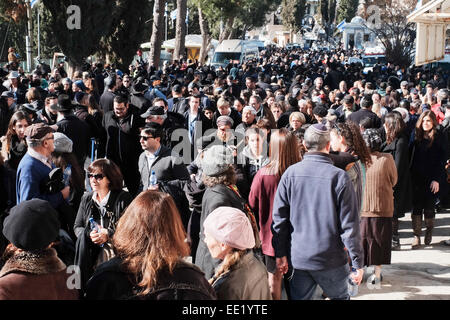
xmin=87 ymin=173 xmax=104 ymax=180
xmin=140 ymin=135 xmax=153 ymax=141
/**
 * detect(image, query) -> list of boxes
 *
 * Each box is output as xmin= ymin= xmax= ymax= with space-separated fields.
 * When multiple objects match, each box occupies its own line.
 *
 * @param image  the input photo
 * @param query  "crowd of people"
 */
xmin=0 ymin=44 xmax=449 ymax=300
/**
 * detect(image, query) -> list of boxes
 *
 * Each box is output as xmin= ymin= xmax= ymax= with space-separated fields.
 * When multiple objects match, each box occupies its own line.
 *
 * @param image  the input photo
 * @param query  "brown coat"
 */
xmin=0 ymin=248 xmax=79 ymax=300
xmin=212 ymin=251 xmax=272 ymax=300
xmin=361 ymin=152 xmax=398 ymax=218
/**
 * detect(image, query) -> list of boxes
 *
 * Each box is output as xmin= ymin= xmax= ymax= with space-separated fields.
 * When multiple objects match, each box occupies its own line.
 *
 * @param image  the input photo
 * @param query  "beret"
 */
xmin=203 ymin=207 xmax=255 ymax=250
xmin=3 ymin=199 xmax=60 ymax=251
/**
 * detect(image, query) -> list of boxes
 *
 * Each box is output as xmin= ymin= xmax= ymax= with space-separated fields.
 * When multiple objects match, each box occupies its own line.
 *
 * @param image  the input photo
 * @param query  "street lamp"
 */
xmin=25 ymin=0 xmax=33 ymax=72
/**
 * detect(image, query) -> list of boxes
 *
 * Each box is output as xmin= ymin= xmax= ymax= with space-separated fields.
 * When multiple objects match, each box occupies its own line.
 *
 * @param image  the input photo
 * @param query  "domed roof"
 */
xmin=350 ymin=16 xmax=365 ymax=24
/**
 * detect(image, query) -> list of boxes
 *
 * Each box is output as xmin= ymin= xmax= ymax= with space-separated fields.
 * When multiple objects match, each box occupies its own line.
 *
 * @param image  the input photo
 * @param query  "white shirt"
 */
xmin=92 ymin=191 xmax=111 ymax=228
xmin=28 ymin=148 xmax=52 ymax=169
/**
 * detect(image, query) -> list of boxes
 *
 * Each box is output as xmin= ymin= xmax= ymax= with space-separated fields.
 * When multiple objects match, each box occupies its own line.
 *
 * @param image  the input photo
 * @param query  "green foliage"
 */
xmin=98 ymin=0 xmax=152 ymax=70
xmin=336 ymin=0 xmax=359 ymax=23
xmin=194 ymin=0 xmax=280 ymax=39
xmin=281 ymin=0 xmax=306 ymax=34
xmin=42 ymin=0 xmax=118 ymax=67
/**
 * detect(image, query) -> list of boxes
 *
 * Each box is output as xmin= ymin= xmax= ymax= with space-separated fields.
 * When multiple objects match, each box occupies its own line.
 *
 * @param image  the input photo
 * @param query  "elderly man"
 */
xmin=16 ymin=123 xmax=70 ymax=208
xmin=272 ymin=123 xmax=364 ymax=300
xmin=236 ymin=106 xmax=257 ymax=135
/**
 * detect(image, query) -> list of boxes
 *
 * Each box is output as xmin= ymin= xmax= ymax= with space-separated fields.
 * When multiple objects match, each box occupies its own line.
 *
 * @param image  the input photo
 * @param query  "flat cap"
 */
xmin=24 ymin=122 xmax=54 ymax=140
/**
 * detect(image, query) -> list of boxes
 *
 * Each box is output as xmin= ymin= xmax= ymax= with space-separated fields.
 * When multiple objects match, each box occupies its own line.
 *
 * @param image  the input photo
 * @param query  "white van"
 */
xmin=211 ymin=39 xmax=259 ymax=68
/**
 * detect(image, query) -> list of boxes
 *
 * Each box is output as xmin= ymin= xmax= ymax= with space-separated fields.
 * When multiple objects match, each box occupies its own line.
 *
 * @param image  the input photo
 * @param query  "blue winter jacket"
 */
xmin=272 ymin=152 xmax=364 ymax=271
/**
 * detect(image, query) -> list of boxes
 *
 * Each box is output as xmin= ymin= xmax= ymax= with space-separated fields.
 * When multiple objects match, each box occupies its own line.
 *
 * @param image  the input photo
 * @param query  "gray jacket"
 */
xmin=138 ymin=145 xmax=190 ymax=192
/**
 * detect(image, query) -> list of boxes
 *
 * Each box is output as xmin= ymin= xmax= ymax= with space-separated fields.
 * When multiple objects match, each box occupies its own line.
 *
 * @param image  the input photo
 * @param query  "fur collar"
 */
xmin=0 ymin=248 xmax=66 ymax=278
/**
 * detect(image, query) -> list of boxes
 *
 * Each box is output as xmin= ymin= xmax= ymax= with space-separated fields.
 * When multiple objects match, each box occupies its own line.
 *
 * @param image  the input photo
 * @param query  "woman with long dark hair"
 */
xmin=0 ymin=111 xmax=30 ymax=171
xmin=381 ymin=112 xmax=413 ymax=250
xmin=409 ymin=110 xmax=448 ymax=248
xmin=329 ymin=121 xmax=372 ymax=214
xmin=85 ymin=191 xmax=216 ymax=300
xmin=248 ymin=128 xmax=301 ymax=299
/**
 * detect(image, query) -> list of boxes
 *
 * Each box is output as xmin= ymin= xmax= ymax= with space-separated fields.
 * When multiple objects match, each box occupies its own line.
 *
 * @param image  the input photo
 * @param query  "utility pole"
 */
xmin=165 ymin=2 xmax=168 ymax=41
xmin=25 ymin=0 xmax=33 ymax=72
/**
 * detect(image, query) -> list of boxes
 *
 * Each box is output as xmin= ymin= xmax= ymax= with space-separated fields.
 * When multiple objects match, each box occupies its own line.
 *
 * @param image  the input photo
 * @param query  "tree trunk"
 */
xmin=219 ymin=16 xmax=234 ymax=44
xmin=198 ymin=6 xmax=211 ymax=65
xmin=173 ymin=0 xmax=187 ymax=61
xmin=149 ymin=0 xmax=165 ymax=69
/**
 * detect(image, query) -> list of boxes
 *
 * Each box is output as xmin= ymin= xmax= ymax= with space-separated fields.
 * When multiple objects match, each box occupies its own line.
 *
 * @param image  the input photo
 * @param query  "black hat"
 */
xmin=3 ymin=199 xmax=60 ymax=251
xmin=132 ymin=82 xmax=149 ymax=94
xmin=55 ymin=94 xmax=75 ymax=112
xmin=140 ymin=105 xmax=165 ymax=118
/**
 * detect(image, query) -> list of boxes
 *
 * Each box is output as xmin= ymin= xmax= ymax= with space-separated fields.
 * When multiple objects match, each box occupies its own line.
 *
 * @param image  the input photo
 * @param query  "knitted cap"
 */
xmin=201 ymin=145 xmax=234 ymax=177
xmin=203 ymin=207 xmax=255 ymax=250
xmin=53 ymin=132 xmax=73 ymax=153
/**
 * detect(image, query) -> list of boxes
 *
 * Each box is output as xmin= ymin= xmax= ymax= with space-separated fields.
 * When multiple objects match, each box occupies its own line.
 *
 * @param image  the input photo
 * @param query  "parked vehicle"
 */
xmin=210 ymin=39 xmax=259 ymax=68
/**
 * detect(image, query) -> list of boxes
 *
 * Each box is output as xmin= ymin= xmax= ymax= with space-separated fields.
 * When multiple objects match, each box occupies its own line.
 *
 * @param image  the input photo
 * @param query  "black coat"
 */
xmin=102 ymin=107 xmax=145 ymax=196
xmin=347 ymin=108 xmax=382 ymax=128
xmin=410 ymin=130 xmax=448 ymax=204
xmin=84 ymin=257 xmax=216 ymax=300
xmin=56 ymin=114 xmax=91 ymax=167
xmin=195 ymin=184 xmax=247 ymax=279
xmin=73 ymin=190 xmax=132 ymax=289
xmin=381 ymin=131 xmax=413 ymax=218
xmin=130 ymin=93 xmax=152 ymax=114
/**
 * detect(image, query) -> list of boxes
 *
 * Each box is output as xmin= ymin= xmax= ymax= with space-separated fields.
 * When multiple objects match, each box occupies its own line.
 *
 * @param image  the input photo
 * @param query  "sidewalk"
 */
xmin=353 ymin=208 xmax=450 ymax=300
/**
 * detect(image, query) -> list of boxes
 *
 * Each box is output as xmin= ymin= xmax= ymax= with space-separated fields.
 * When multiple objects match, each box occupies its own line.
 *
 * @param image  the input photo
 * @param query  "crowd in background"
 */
xmin=0 ymin=44 xmax=449 ymax=300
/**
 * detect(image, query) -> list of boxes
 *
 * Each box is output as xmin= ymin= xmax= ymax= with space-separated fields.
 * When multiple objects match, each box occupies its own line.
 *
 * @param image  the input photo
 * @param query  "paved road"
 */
xmin=353 ymin=208 xmax=450 ymax=300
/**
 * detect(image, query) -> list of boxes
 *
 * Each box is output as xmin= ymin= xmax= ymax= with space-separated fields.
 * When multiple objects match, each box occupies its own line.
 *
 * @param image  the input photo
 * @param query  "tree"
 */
xmin=97 ymin=0 xmax=152 ymax=71
xmin=42 ymin=0 xmax=118 ymax=69
xmin=149 ymin=0 xmax=166 ymax=68
xmin=336 ymin=0 xmax=359 ymax=23
xmin=173 ymin=0 xmax=187 ymax=61
xmin=197 ymin=5 xmax=211 ymax=65
xmin=195 ymin=0 xmax=280 ymax=43
xmin=281 ymin=0 xmax=306 ymax=36
xmin=361 ymin=0 xmax=416 ymax=68
xmin=318 ymin=0 xmax=337 ymax=39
